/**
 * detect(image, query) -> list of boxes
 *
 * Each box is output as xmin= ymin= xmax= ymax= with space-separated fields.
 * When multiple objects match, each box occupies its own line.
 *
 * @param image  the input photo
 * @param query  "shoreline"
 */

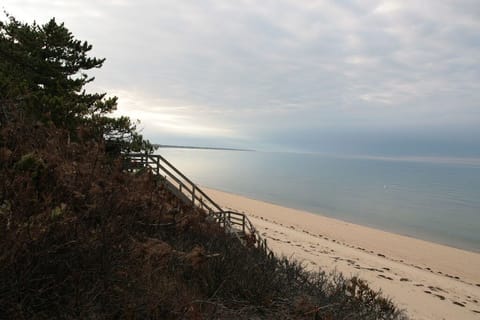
xmin=203 ymin=187 xmax=480 ymax=320
xmin=207 ymin=187 xmax=478 ymax=254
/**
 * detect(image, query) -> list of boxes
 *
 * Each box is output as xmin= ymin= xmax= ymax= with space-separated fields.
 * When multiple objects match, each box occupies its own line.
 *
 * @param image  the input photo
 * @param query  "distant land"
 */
xmin=154 ymin=144 xmax=253 ymax=152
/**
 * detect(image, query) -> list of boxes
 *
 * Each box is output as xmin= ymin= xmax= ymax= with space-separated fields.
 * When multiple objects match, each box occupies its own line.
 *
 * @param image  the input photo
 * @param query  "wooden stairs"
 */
xmin=124 ymin=153 xmax=272 ymax=257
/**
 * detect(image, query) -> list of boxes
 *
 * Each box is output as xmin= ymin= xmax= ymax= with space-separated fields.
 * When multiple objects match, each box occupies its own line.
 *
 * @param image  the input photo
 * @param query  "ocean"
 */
xmin=156 ymin=148 xmax=480 ymax=253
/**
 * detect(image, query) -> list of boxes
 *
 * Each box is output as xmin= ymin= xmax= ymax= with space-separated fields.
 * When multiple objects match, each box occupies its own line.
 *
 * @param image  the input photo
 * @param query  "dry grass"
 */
xmin=0 ymin=108 xmax=407 ymax=319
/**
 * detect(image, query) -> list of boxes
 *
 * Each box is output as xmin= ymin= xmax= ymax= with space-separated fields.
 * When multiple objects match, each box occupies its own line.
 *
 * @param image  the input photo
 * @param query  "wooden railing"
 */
xmin=124 ymin=153 xmax=272 ymax=256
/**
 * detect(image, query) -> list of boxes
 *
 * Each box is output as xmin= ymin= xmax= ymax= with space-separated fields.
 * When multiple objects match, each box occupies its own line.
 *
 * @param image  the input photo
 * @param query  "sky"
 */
xmin=3 ymin=0 xmax=480 ymax=156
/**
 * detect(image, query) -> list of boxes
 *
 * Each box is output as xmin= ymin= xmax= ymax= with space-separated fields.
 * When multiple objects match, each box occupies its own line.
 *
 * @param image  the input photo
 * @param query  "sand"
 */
xmin=203 ymin=187 xmax=480 ymax=320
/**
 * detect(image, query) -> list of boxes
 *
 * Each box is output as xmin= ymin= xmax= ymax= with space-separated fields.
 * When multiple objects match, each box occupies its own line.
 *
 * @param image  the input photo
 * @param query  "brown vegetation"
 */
xmin=0 ymin=104 xmax=408 ymax=319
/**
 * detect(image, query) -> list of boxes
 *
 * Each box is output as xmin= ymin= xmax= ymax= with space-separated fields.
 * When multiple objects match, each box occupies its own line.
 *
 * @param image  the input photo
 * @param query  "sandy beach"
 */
xmin=204 ymin=187 xmax=480 ymax=320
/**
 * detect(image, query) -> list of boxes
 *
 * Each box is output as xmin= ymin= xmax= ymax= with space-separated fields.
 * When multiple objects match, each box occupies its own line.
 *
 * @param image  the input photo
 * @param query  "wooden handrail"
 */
xmin=124 ymin=153 xmax=273 ymax=257
xmin=127 ymin=153 xmax=223 ymax=213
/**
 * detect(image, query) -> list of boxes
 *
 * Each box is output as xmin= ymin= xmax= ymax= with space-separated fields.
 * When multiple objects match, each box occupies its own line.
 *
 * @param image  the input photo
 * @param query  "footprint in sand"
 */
xmin=378 ymin=274 xmax=393 ymax=281
xmin=428 ymin=286 xmax=446 ymax=293
xmin=423 ymin=291 xmax=446 ymax=302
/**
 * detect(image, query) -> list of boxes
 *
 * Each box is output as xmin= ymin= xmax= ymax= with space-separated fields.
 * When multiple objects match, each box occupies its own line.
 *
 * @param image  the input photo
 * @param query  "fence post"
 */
xmin=242 ymin=215 xmax=245 ymax=234
xmin=192 ymin=185 xmax=195 ymax=205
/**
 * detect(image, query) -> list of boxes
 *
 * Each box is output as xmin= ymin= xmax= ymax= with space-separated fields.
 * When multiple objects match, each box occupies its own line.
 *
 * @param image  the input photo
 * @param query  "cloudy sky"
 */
xmin=4 ymin=0 xmax=480 ymax=155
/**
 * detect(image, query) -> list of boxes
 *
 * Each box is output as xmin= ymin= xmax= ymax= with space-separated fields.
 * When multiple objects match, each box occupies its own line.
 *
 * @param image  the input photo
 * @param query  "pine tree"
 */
xmin=0 ymin=13 xmax=153 ymax=153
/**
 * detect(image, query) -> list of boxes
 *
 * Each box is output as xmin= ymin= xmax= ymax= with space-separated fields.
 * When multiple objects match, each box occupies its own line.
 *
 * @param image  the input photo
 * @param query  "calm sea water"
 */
xmin=157 ymin=149 xmax=480 ymax=252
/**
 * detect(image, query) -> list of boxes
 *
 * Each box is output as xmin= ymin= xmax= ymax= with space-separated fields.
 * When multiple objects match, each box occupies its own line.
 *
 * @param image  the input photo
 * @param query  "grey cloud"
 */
xmin=3 ymin=0 xmax=480 ymax=153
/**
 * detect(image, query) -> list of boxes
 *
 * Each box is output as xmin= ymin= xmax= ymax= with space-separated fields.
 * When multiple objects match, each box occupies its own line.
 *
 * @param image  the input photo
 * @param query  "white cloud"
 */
xmin=373 ymin=1 xmax=403 ymax=15
xmin=109 ymin=89 xmax=237 ymax=138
